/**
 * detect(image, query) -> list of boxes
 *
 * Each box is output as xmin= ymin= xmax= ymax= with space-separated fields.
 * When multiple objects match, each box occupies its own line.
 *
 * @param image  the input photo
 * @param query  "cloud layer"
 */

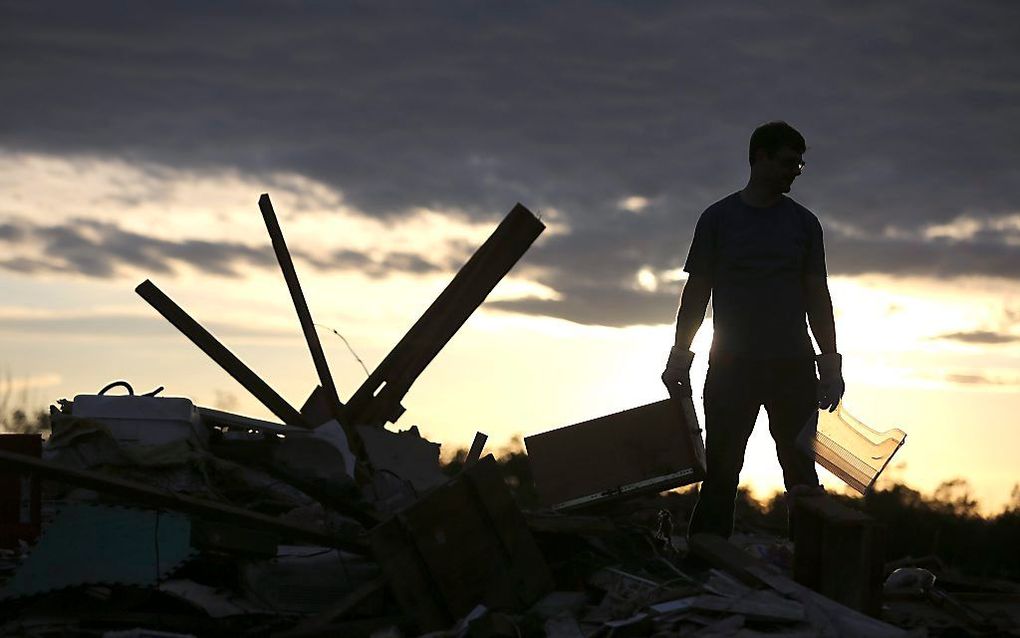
xmin=3 ymin=2 xmax=1020 ymax=326
xmin=0 ymin=217 xmax=452 ymax=280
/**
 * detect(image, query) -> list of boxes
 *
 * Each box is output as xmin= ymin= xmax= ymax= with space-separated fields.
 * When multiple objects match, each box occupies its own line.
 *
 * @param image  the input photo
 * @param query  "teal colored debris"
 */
xmin=1 ymin=503 xmax=196 ymax=599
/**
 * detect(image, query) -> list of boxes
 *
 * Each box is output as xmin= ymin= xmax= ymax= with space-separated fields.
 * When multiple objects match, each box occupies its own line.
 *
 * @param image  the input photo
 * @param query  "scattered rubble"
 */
xmin=1 ymin=195 xmax=1016 ymax=637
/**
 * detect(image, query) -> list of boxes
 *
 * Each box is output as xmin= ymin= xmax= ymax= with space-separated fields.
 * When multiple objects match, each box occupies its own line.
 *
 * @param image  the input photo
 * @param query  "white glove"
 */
xmin=661 ymin=347 xmax=696 ymax=396
xmin=816 ymin=352 xmax=845 ymax=412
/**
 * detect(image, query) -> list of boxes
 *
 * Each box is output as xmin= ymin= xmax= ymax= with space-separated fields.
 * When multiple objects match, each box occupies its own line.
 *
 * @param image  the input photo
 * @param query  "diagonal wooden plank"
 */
xmin=341 ymin=203 xmax=545 ymax=427
xmin=259 ymin=193 xmax=344 ymax=418
xmin=136 ymin=279 xmax=312 ymax=429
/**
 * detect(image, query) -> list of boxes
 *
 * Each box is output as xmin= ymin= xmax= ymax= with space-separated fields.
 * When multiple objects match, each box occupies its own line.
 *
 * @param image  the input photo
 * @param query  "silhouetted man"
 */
xmin=662 ymin=121 xmax=844 ymax=538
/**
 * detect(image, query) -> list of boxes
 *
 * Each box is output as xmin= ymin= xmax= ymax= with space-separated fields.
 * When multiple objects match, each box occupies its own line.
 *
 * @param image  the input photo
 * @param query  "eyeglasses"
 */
xmin=777 ymin=157 xmax=806 ymax=171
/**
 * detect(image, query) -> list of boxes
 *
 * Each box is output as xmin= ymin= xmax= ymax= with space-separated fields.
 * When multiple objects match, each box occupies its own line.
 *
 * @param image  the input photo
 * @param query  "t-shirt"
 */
xmin=683 ymin=192 xmax=826 ymax=360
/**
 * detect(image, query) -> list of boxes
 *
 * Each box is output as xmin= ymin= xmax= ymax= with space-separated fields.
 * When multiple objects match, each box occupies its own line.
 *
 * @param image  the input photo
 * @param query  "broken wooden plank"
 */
xmin=465 ymin=431 xmax=487 ymax=466
xmin=690 ymin=534 xmax=907 ymax=637
xmin=136 ymin=279 xmax=312 ymax=429
xmin=688 ymin=534 xmax=767 ymax=588
xmin=259 ymin=193 xmax=344 ymax=417
xmin=686 ymin=593 xmax=805 ymax=623
xmin=340 ymin=203 xmax=545 ymax=427
xmin=0 ymin=448 xmax=366 ymax=552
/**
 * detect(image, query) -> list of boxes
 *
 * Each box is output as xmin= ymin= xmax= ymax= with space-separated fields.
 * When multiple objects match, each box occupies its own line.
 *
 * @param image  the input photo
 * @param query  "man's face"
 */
xmin=759 ymin=146 xmax=805 ymax=193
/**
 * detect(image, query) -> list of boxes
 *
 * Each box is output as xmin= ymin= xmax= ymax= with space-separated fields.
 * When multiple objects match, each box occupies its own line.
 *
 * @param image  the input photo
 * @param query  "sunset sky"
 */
xmin=2 ymin=2 xmax=1018 ymax=513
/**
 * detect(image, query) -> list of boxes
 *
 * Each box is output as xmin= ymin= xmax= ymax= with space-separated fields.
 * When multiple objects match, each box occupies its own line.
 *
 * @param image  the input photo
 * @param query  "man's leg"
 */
xmin=688 ymin=361 xmax=762 ymax=538
xmin=764 ymin=359 xmax=820 ymax=490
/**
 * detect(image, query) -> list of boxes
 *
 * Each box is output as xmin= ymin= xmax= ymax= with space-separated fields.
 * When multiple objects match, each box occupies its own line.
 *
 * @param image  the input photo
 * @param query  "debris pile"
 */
xmin=1 ymin=196 xmax=1017 ymax=637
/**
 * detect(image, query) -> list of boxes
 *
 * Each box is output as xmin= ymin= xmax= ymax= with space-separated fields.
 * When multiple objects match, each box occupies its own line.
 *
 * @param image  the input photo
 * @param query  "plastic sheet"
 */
xmin=800 ymin=404 xmax=907 ymax=495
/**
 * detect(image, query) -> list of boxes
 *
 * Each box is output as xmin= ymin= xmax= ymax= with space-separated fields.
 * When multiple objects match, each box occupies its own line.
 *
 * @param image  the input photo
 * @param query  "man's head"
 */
xmin=748 ymin=121 xmax=806 ymax=194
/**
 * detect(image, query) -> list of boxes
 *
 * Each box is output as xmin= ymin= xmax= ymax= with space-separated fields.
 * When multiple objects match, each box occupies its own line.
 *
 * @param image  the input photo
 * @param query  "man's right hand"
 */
xmin=661 ymin=347 xmax=696 ymax=396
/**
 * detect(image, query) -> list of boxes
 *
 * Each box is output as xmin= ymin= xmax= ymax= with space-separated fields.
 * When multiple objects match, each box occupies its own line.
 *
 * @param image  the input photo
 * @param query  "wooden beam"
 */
xmin=259 ymin=193 xmax=344 ymax=417
xmin=342 ymin=203 xmax=545 ymax=427
xmin=690 ymin=534 xmax=907 ymax=636
xmin=136 ymin=279 xmax=312 ymax=429
xmin=0 ymin=449 xmax=366 ymax=552
xmin=465 ymin=431 xmax=487 ymax=467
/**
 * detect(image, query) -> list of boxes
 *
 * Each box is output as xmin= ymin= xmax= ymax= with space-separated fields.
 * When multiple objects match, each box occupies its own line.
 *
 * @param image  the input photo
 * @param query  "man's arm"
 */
xmin=805 ymin=273 xmax=844 ymax=411
xmin=662 ymin=274 xmax=712 ymax=395
xmin=804 ymin=274 xmax=836 ymax=354
xmin=673 ymin=274 xmax=712 ymax=349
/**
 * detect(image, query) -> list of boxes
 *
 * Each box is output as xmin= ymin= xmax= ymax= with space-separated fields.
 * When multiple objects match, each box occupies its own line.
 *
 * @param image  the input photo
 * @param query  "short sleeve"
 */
xmin=805 ymin=214 xmax=826 ymax=276
xmin=683 ymin=209 xmax=717 ymax=279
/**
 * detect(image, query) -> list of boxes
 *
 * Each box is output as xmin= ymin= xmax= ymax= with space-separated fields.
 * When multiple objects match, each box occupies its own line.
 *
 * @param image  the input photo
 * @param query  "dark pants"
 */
xmin=688 ymin=357 xmax=819 ymax=538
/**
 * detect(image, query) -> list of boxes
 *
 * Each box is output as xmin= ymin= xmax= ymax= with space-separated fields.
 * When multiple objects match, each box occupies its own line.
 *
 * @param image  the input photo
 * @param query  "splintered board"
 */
xmin=525 ymin=397 xmax=707 ymax=510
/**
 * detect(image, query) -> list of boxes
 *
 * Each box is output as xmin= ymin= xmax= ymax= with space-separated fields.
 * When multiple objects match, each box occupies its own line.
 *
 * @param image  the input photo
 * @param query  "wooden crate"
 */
xmin=792 ymin=495 xmax=885 ymax=615
xmin=368 ymin=455 xmax=553 ymax=632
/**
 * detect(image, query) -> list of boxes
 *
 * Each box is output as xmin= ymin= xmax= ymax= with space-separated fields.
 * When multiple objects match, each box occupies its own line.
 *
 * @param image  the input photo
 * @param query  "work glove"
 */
xmin=816 ymin=352 xmax=844 ymax=412
xmin=661 ymin=346 xmax=696 ymax=397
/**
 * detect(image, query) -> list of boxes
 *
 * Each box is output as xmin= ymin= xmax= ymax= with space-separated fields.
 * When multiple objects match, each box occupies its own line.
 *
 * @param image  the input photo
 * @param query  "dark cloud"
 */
xmin=490 ymin=284 xmax=679 ymax=327
xmin=0 ymin=218 xmax=447 ymax=280
xmin=826 ymin=233 xmax=1020 ymax=280
xmin=0 ymin=312 xmax=294 ymax=340
xmin=935 ymin=331 xmax=1019 ymax=345
xmin=0 ymin=223 xmax=26 ymax=241
xmin=2 ymin=2 xmax=1020 ymax=326
xmin=303 ymin=247 xmax=445 ymax=278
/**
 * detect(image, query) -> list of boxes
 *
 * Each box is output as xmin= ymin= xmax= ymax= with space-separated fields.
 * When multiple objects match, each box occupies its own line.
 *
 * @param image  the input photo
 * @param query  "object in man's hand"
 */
xmin=798 ymin=404 xmax=906 ymax=495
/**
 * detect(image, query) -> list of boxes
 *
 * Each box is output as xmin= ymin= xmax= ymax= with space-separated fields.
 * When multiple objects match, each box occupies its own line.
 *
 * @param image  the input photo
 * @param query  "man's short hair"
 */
xmin=749 ymin=121 xmax=806 ymax=165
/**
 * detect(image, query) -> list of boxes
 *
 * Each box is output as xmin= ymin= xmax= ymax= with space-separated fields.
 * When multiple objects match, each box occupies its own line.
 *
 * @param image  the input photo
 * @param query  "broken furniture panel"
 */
xmin=136 ymin=279 xmax=313 ymax=429
xmin=524 ymin=396 xmax=706 ymax=510
xmin=368 ymin=455 xmax=553 ymax=632
xmin=791 ymin=494 xmax=885 ymax=615
xmin=342 ymin=203 xmax=545 ymax=427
